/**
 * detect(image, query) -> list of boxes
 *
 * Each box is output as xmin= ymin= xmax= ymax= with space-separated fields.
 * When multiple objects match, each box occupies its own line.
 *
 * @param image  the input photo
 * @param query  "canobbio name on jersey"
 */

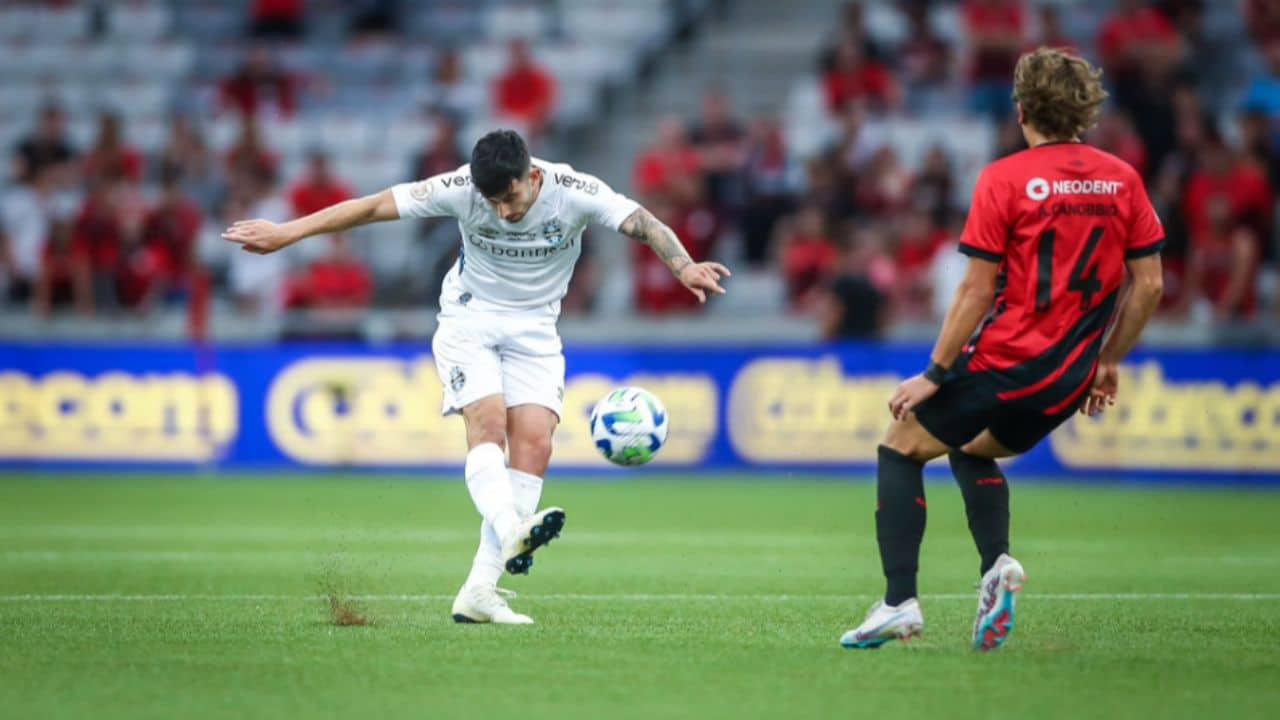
xmin=1037 ymin=202 xmax=1119 ymax=218
xmin=467 ymin=234 xmax=578 ymax=258
xmin=1025 ymin=177 xmax=1123 ymax=201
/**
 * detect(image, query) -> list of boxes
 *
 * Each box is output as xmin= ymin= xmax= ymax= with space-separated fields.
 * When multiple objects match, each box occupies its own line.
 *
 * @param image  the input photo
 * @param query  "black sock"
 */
xmin=949 ymin=450 xmax=1010 ymax=575
xmin=875 ymin=445 xmax=926 ymax=606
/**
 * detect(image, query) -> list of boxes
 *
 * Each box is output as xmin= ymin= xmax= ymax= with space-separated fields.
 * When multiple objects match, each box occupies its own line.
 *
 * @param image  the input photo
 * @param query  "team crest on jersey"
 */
xmin=450 ymin=366 xmax=466 ymax=393
xmin=541 ymin=219 xmax=566 ymax=246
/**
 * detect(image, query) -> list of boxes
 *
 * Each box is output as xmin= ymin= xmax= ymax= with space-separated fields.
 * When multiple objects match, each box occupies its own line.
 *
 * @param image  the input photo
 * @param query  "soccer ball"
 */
xmin=589 ymin=386 xmax=669 ymax=466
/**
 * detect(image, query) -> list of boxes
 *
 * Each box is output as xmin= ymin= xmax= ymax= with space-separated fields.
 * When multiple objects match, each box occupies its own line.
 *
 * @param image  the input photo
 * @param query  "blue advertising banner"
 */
xmin=1 ymin=341 xmax=1277 ymax=481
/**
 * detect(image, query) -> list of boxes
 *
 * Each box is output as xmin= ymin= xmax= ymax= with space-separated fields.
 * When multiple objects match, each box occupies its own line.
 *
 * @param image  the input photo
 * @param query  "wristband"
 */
xmin=923 ymin=362 xmax=949 ymax=385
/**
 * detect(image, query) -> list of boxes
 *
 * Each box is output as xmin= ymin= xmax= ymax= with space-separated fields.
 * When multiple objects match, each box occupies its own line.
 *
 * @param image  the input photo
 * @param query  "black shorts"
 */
xmin=913 ymin=359 xmax=1088 ymax=455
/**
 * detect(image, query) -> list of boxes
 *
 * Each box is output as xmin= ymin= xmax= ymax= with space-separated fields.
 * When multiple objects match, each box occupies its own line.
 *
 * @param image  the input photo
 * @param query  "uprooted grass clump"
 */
xmin=318 ymin=562 xmax=373 ymax=627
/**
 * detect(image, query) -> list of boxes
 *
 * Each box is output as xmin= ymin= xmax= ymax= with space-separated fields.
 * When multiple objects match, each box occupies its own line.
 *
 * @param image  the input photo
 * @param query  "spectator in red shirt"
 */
xmin=142 ymin=164 xmax=203 ymax=298
xmin=83 ymin=112 xmax=144 ymax=185
xmin=1181 ymin=127 xmax=1272 ymax=244
xmin=71 ymin=174 xmax=132 ymax=310
xmin=1181 ymin=197 xmax=1262 ymax=319
xmin=285 ymin=235 xmax=372 ymax=309
xmin=114 ymin=229 xmax=171 ymax=311
xmin=224 ymin=115 xmax=280 ymax=181
xmin=493 ymin=39 xmax=556 ymax=135
xmin=1096 ymin=0 xmax=1178 ymax=108
xmin=289 ymin=150 xmax=353 ymax=217
xmin=741 ymin=116 xmax=793 ymax=266
xmin=1090 ymin=110 xmax=1148 ymax=178
xmin=155 ymin=115 xmax=215 ymax=204
xmin=778 ymin=204 xmax=836 ymax=310
xmin=633 ymin=176 xmax=719 ymax=314
xmin=1248 ymin=0 xmax=1280 ymax=47
xmin=963 ymin=0 xmax=1026 ymax=119
xmin=822 ymin=37 xmax=900 ymax=114
xmin=852 ymin=145 xmax=913 ymax=216
xmin=220 ymin=46 xmax=298 ymax=118
xmin=898 ymin=0 xmax=953 ymax=113
xmin=250 ymin=0 xmax=304 ymax=39
xmin=818 ymin=2 xmax=887 ymax=77
xmin=632 ymin=116 xmax=702 ymax=199
xmin=1034 ymin=4 xmax=1077 ymax=53
xmin=412 ymin=113 xmax=465 ymax=182
xmin=891 ymin=204 xmax=948 ymax=319
xmin=34 ymin=226 xmax=92 ymax=317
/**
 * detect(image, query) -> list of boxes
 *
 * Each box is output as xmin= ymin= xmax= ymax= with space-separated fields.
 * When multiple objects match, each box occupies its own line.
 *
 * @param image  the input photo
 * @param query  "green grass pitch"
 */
xmin=2 ymin=474 xmax=1278 ymax=719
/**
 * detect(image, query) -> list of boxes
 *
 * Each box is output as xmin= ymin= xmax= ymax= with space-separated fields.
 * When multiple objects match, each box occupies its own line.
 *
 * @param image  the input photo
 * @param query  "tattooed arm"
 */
xmin=618 ymin=207 xmax=731 ymax=303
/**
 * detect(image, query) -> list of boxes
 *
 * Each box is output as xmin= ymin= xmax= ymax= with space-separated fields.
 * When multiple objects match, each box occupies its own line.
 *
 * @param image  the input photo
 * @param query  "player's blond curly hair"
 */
xmin=1012 ymin=47 xmax=1108 ymax=141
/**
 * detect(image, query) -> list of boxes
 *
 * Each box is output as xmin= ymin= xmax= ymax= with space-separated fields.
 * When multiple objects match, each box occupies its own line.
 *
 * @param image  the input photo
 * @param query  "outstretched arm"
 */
xmin=221 ymin=189 xmax=400 ymax=254
xmin=618 ymin=207 xmax=731 ymax=303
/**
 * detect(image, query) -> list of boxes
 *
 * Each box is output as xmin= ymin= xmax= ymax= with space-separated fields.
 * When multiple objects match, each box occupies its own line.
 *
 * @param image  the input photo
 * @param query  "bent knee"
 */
xmin=882 ymin=422 xmax=947 ymax=463
xmin=468 ymin=416 xmax=508 ymax=449
xmin=882 ymin=438 xmax=937 ymax=463
xmin=508 ymin=432 xmax=553 ymax=474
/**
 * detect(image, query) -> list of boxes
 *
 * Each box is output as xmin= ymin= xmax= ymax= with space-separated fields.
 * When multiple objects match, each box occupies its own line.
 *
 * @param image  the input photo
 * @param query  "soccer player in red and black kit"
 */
xmin=841 ymin=47 xmax=1165 ymax=651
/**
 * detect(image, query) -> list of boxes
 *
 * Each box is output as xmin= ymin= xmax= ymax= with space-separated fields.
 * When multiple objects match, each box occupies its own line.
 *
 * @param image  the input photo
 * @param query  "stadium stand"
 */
xmin=1 ymin=0 xmax=1276 ymax=347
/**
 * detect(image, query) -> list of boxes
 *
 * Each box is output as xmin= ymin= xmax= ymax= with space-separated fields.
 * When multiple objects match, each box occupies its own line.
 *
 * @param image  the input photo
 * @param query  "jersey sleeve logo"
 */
xmin=409 ymin=178 xmax=436 ymax=200
xmin=1026 ymin=177 xmax=1050 ymax=202
xmin=553 ymin=173 xmax=599 ymax=195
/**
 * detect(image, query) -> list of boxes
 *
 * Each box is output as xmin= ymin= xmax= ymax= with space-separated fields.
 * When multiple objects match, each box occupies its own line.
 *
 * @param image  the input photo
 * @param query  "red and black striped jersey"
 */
xmin=957 ymin=142 xmax=1164 ymax=410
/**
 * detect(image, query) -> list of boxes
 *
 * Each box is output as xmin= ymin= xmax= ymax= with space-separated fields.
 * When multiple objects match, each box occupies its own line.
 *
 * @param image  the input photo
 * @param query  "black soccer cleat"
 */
xmin=502 ymin=507 xmax=566 ymax=576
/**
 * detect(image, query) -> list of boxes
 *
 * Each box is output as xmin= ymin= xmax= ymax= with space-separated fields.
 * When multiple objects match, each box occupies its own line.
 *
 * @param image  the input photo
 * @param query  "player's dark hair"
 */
xmin=471 ymin=129 xmax=530 ymax=198
xmin=1013 ymin=47 xmax=1108 ymax=141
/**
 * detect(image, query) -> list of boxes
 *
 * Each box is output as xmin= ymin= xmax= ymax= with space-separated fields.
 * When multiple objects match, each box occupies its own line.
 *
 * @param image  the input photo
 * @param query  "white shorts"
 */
xmin=431 ymin=309 xmax=565 ymax=418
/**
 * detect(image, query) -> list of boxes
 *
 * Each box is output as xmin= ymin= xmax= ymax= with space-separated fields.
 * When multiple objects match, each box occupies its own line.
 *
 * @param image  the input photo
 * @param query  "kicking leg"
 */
xmin=501 ymin=403 xmax=565 ymax=573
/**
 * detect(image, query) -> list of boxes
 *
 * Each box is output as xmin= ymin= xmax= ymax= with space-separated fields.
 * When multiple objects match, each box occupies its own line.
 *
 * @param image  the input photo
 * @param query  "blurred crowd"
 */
xmin=629 ymin=0 xmax=1280 ymax=339
xmin=4 ymin=0 xmax=1280 ymax=342
xmin=0 ymin=101 xmax=387 ymax=318
xmin=0 ymin=0 xmax=563 ymax=319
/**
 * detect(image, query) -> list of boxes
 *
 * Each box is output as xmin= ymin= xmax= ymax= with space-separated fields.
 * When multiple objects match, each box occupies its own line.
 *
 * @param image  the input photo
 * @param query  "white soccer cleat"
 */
xmin=840 ymin=598 xmax=924 ymax=649
xmin=501 ymin=506 xmax=566 ymax=575
xmin=972 ymin=553 xmax=1026 ymax=651
xmin=451 ymin=584 xmax=534 ymax=625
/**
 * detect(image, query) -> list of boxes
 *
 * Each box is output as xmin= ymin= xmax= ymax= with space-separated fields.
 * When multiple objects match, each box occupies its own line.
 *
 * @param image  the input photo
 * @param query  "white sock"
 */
xmin=509 ymin=469 xmax=544 ymax=518
xmin=464 ymin=443 xmax=521 ymax=541
xmin=464 ymin=520 xmax=504 ymax=588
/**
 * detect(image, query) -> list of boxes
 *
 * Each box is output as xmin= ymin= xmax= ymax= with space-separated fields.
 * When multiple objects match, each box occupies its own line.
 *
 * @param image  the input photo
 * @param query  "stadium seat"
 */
xmin=107 ymin=1 xmax=173 ymax=41
xmin=485 ymin=4 xmax=551 ymax=41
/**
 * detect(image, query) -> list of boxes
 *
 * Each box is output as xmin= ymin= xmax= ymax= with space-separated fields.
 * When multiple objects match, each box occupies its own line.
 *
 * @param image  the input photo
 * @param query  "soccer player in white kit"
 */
xmin=222 ymin=130 xmax=730 ymax=624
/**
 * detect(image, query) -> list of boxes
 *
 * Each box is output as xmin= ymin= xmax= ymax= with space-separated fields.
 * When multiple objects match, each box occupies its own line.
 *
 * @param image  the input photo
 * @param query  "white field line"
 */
xmin=0 ymin=527 xmax=841 ymax=547
xmin=1 ymin=593 xmax=1279 ymax=602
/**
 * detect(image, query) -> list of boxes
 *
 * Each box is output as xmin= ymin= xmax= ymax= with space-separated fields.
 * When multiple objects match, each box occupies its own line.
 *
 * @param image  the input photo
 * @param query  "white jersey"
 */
xmin=391 ymin=157 xmax=639 ymax=317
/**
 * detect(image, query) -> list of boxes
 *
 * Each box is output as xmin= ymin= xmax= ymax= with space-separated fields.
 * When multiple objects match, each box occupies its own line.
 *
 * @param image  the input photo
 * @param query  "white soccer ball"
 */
xmin=589 ymin=386 xmax=669 ymax=466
